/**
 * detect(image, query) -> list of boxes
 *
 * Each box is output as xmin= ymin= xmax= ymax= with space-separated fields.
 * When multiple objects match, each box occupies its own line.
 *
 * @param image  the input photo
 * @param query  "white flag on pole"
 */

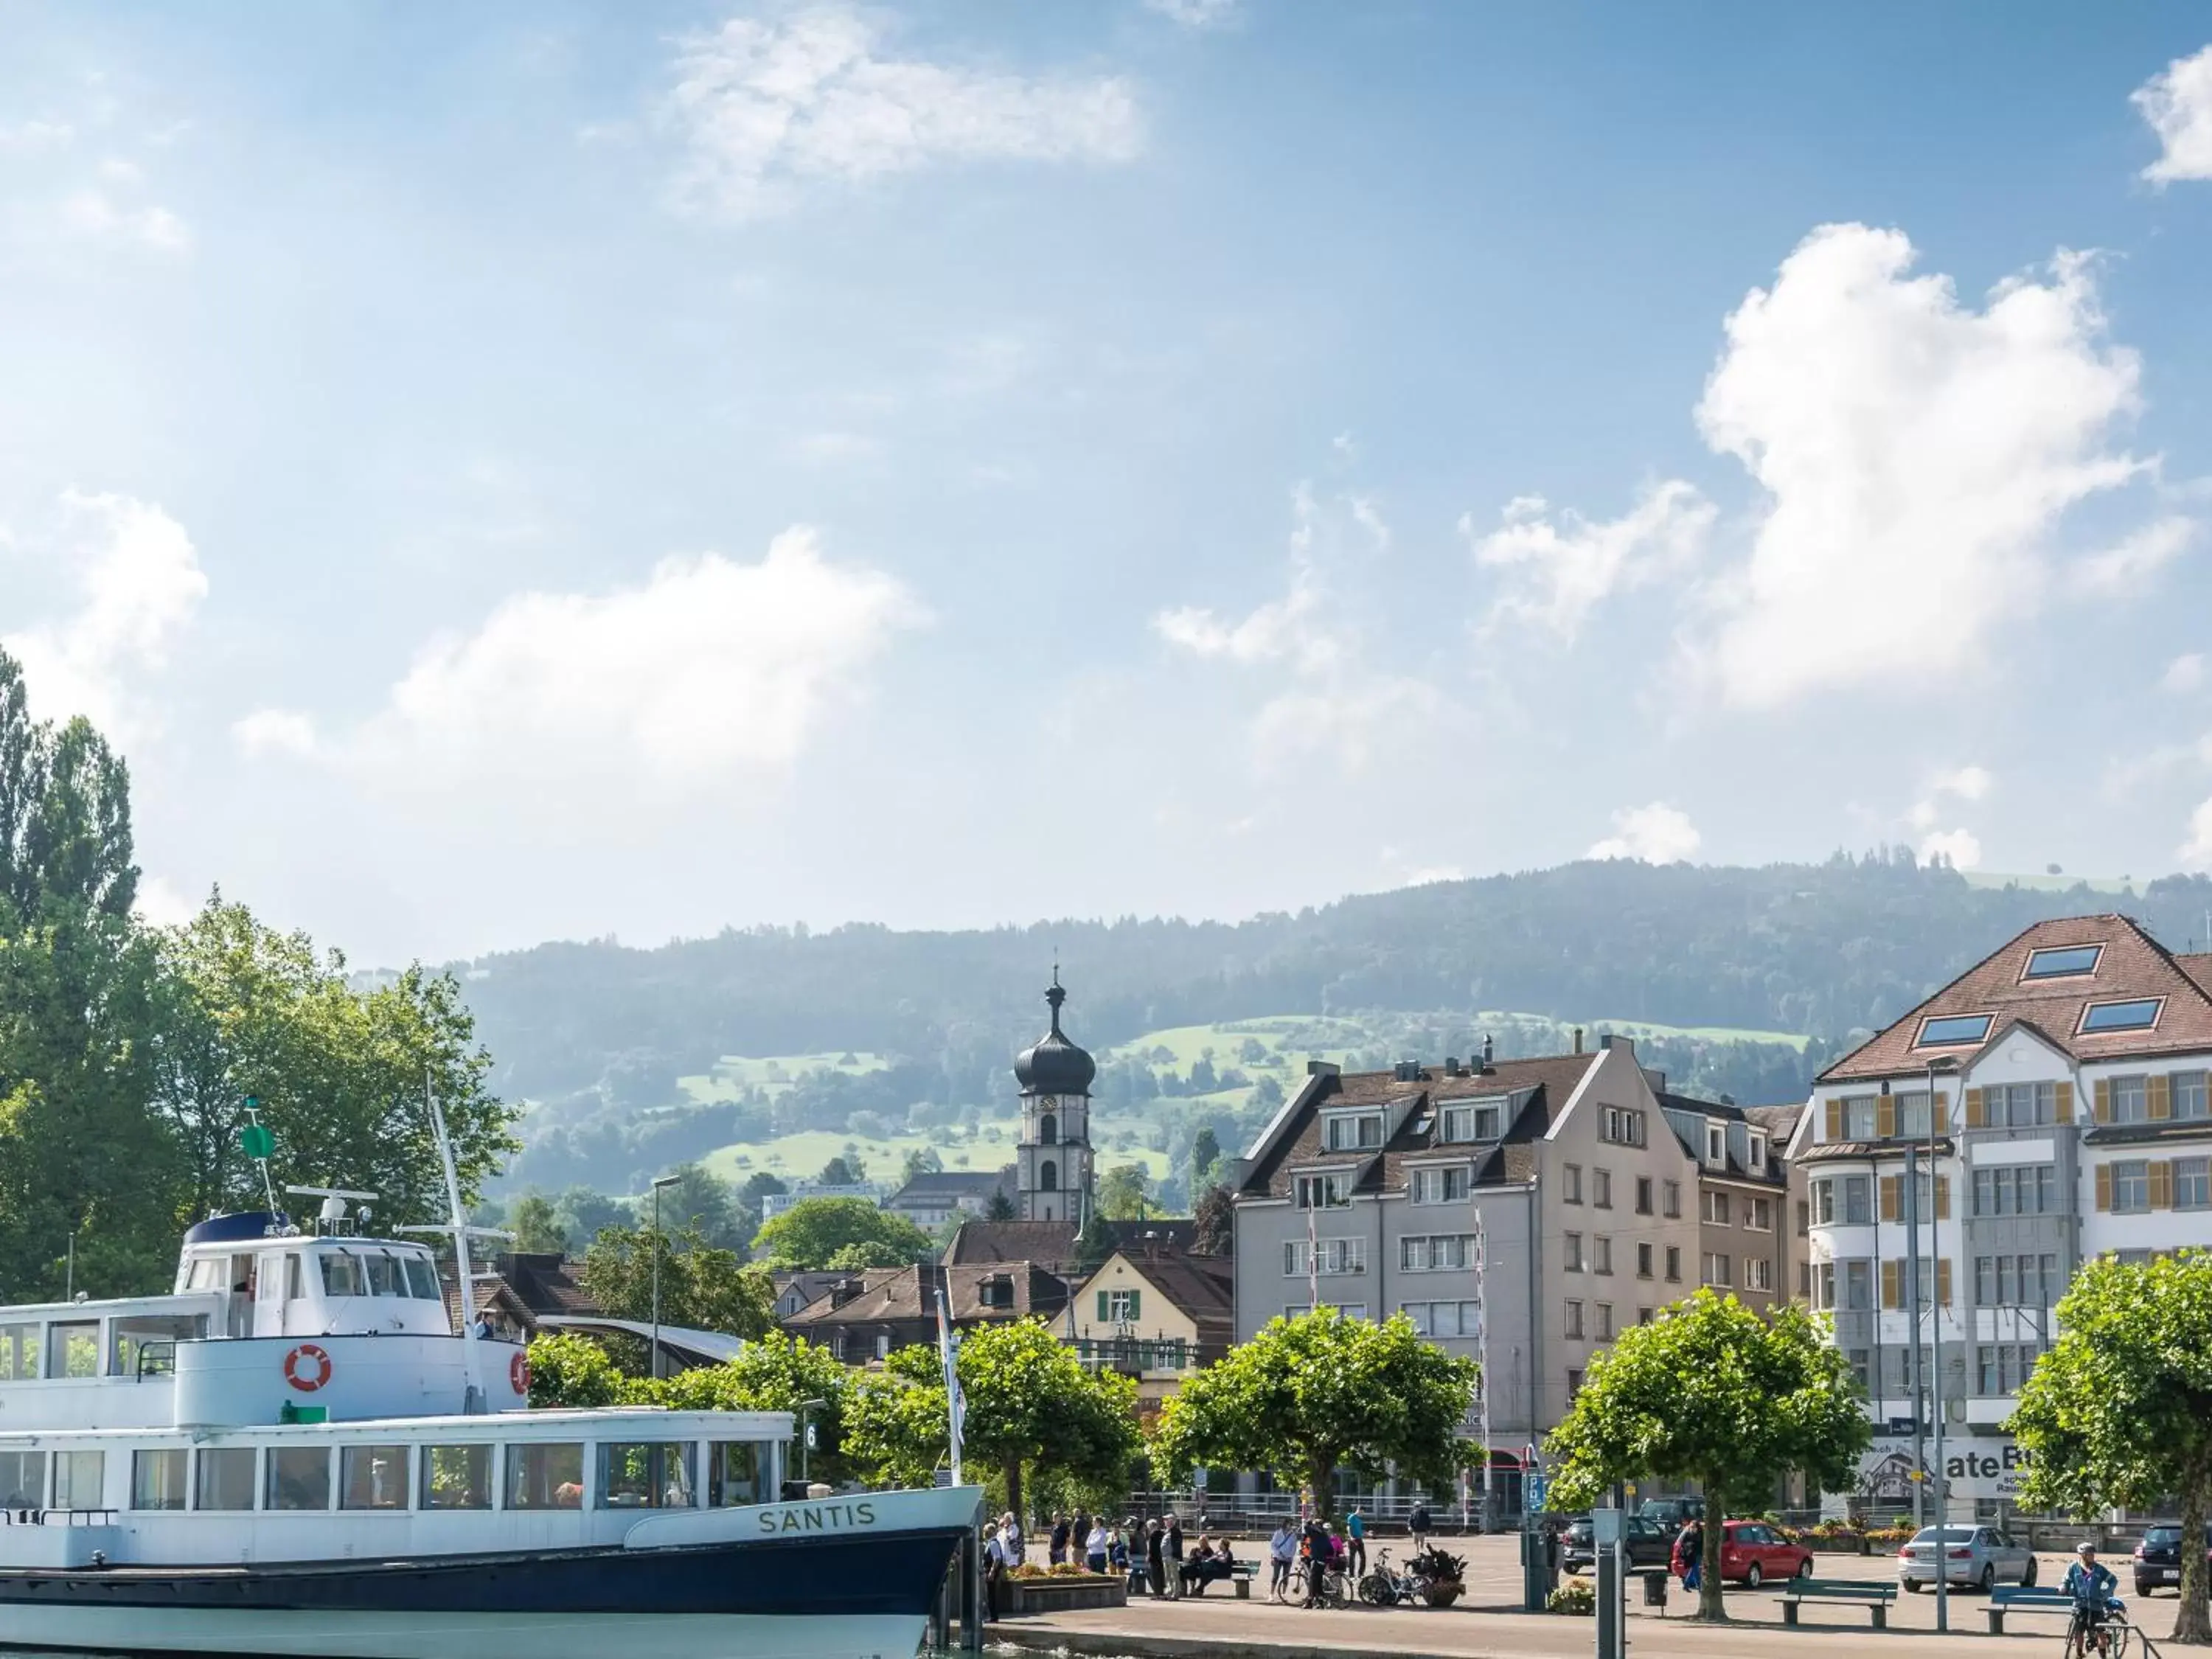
xmin=936 ymin=1284 xmax=965 ymax=1486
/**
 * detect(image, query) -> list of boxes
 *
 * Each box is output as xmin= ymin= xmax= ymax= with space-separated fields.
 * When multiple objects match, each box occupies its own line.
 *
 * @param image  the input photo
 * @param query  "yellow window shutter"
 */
xmin=1826 ymin=1099 xmax=1843 ymax=1141
xmin=1935 ymin=1089 xmax=1950 ymax=1128
xmin=2056 ymin=1080 xmax=2075 ymax=1121
xmin=1936 ymin=1259 xmax=1952 ymax=1306
xmin=1935 ymin=1174 xmax=1951 ymax=1220
xmin=1879 ymin=1175 xmax=1900 ymax=1222
xmin=1964 ymin=1088 xmax=1985 ymax=1129
xmin=1881 ymin=1259 xmax=1901 ymax=1309
xmin=2096 ymin=1164 xmax=2113 ymax=1211
xmin=2151 ymin=1075 xmax=2173 ymax=1121
xmin=1877 ymin=1096 xmax=1897 ymax=1140
xmin=2094 ymin=1079 xmax=2112 ymax=1124
xmin=2151 ymin=1161 xmax=2174 ymax=1209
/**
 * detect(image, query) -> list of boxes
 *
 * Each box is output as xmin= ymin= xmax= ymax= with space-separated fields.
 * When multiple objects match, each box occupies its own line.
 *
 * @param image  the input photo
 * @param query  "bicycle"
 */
xmin=1356 ymin=1548 xmax=1432 ymax=1607
xmin=1291 ymin=1555 xmax=1349 ymax=1609
xmin=2063 ymin=1598 xmax=2132 ymax=1659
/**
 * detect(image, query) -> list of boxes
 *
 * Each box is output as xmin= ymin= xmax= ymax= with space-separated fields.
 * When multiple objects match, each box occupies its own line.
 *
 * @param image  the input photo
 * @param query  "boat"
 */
xmin=0 ymin=1105 xmax=981 ymax=1659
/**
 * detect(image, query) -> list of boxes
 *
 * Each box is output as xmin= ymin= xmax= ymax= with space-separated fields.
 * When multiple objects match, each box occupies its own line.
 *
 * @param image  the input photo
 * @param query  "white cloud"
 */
xmin=2181 ymin=797 xmax=2212 ymax=871
xmin=1145 ymin=0 xmax=1241 ymax=28
xmin=1 ymin=490 xmax=207 ymax=737
xmin=2165 ymin=653 xmax=2206 ymax=694
xmin=1920 ymin=827 xmax=1984 ymax=870
xmin=1933 ymin=763 xmax=1992 ymax=803
xmin=1466 ymin=480 xmax=1714 ymax=640
xmin=662 ymin=4 xmax=1142 ymax=220
xmin=2070 ymin=515 xmax=2199 ymax=596
xmin=1587 ymin=802 xmax=1702 ymax=863
xmin=1677 ymin=226 xmax=2147 ymax=707
xmin=232 ymin=708 xmax=320 ymax=759
xmin=0 ymin=119 xmax=74 ymax=153
xmin=133 ymin=874 xmax=202 ymax=927
xmin=62 ymin=184 xmax=190 ymax=253
xmin=265 ymin=528 xmax=922 ymax=793
xmin=2134 ymin=43 xmax=2212 ymax=184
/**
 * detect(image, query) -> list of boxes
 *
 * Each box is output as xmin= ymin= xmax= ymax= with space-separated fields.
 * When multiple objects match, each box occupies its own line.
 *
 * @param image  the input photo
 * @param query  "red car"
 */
xmin=1674 ymin=1520 xmax=1815 ymax=1588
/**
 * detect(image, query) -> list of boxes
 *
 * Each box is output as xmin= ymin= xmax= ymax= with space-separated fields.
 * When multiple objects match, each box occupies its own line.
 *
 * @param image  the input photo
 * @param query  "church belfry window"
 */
xmin=1042 ymin=1161 xmax=1059 ymax=1192
xmin=1040 ymin=1113 xmax=1057 ymax=1146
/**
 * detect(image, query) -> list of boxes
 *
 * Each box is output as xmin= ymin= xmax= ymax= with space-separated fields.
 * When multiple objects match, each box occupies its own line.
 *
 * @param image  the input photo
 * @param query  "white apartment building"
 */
xmin=1790 ymin=914 xmax=2212 ymax=1519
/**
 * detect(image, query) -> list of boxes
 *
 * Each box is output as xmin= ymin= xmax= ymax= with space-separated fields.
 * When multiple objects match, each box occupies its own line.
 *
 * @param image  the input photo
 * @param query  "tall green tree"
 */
xmin=150 ymin=894 xmax=515 ymax=1230
xmin=507 ymin=1192 xmax=569 ymax=1254
xmin=1189 ymin=1127 xmax=1222 ymax=1192
xmin=646 ymin=1161 xmax=748 ymax=1249
xmin=1544 ymin=1290 xmax=1869 ymax=1620
xmin=654 ymin=1329 xmax=855 ymax=1482
xmin=1152 ymin=1307 xmax=1478 ymax=1519
xmin=844 ymin=1318 xmax=1140 ymax=1517
xmin=1190 ymin=1183 xmax=1234 ymax=1256
xmin=1097 ymin=1163 xmax=1149 ymax=1220
xmin=580 ymin=1222 xmax=776 ymax=1339
xmin=2013 ymin=1251 xmax=2212 ymax=1644
xmin=751 ymin=1196 xmax=936 ymax=1268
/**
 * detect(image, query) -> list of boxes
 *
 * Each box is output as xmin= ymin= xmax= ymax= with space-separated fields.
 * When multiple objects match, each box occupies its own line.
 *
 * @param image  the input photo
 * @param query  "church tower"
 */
xmin=1012 ymin=971 xmax=1096 ymax=1224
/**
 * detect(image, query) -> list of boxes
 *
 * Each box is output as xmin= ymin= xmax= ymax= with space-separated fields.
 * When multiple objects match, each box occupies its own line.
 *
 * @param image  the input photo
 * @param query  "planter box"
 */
xmin=1004 ymin=1576 xmax=1130 ymax=1615
xmin=1809 ymin=1538 xmax=1868 ymax=1555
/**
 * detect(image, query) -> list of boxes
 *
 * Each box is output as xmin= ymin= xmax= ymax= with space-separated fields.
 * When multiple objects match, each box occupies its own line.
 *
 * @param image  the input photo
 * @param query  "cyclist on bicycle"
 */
xmin=2065 ymin=1542 xmax=2120 ymax=1656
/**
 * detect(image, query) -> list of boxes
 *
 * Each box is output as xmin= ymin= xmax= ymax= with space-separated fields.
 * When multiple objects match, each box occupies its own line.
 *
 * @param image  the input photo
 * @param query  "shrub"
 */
xmin=1548 ymin=1580 xmax=1596 ymax=1615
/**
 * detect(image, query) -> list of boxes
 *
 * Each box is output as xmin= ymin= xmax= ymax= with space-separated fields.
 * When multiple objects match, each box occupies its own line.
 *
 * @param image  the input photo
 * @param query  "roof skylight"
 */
xmin=2024 ymin=945 xmax=2103 ymax=981
xmin=2081 ymin=998 xmax=2161 ymax=1034
xmin=1916 ymin=1013 xmax=1994 ymax=1047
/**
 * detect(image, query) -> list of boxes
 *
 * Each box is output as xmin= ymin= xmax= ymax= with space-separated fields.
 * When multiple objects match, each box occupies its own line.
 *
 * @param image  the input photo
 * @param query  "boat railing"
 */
xmin=0 ymin=1509 xmax=120 ymax=1527
xmin=136 ymin=1340 xmax=178 ymax=1380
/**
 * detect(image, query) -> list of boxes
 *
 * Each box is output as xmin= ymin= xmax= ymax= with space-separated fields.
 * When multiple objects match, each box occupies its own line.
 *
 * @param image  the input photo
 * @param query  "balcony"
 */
xmin=1071 ymin=1335 xmax=1192 ymax=1375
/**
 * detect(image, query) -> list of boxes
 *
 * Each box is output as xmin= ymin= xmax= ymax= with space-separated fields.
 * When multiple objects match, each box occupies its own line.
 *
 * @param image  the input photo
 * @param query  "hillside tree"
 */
xmin=751 ymin=1196 xmax=936 ymax=1268
xmin=580 ymin=1222 xmax=776 ymax=1342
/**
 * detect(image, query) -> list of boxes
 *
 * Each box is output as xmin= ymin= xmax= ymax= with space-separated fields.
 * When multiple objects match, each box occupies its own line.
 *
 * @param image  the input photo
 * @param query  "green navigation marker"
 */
xmin=240 ymin=1123 xmax=275 ymax=1160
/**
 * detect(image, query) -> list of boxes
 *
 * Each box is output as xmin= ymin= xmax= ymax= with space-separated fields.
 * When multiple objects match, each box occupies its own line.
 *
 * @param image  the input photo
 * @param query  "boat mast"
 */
xmin=400 ymin=1065 xmax=510 ymax=1412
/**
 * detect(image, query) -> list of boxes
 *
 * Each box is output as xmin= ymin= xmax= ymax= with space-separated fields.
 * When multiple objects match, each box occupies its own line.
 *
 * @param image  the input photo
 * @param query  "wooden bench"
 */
xmin=1778 ymin=1579 xmax=1899 ymax=1629
xmin=1227 ymin=1560 xmax=1260 ymax=1599
xmin=1986 ymin=1585 xmax=2082 ymax=1635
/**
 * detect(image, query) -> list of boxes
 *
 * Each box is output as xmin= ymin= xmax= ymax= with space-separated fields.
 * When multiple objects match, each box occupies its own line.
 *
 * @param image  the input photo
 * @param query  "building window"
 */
xmin=1040 ymin=1160 xmax=1058 ymax=1192
xmin=1972 ymin=1165 xmax=2057 ymax=1216
xmin=2110 ymin=1076 xmax=2149 ymax=1125
xmin=2177 ymin=1156 xmax=2211 ymax=1210
xmin=2112 ymin=1160 xmax=2152 ymax=1213
xmin=1664 ymin=1245 xmax=1682 ymax=1282
xmin=1564 ymin=1300 xmax=1585 ymax=1339
xmin=1992 ymin=1082 xmax=2059 ymax=1127
xmin=1099 ymin=1287 xmax=1141 ymax=1321
xmin=1039 ymin=1112 xmax=1057 ymax=1145
xmin=1295 ymin=1173 xmax=1352 ymax=1208
xmin=1567 ymin=1368 xmax=1585 ymax=1400
xmin=1702 ymin=1253 xmax=1732 ymax=1287
xmin=1662 ymin=1181 xmax=1681 ymax=1219
xmin=1745 ymin=1258 xmax=1773 ymax=1292
xmin=2083 ymin=998 xmax=2162 ymax=1034
xmin=1845 ymin=1259 xmax=1871 ymax=1310
xmin=1840 ymin=1096 xmax=1879 ymax=1140
xmin=1795 ymin=1200 xmax=1809 ymax=1237
xmin=1564 ymin=1164 xmax=1583 ymax=1203
xmin=1401 ymin=1299 xmax=1483 ymax=1338
xmin=1285 ymin=1239 xmax=1366 ymax=1276
xmin=2177 ymin=1071 xmax=2212 ymax=1121
xmin=1635 ymin=1177 xmax=1653 ymax=1215
xmin=1439 ymin=1100 xmax=1506 ymax=1142
xmin=1593 ymin=1169 xmax=1613 ymax=1209
xmin=1399 ymin=1234 xmax=1478 ymax=1272
xmin=1745 ymin=1197 xmax=1773 ymax=1231
xmin=1636 ymin=1242 xmax=1654 ymax=1279
xmin=1410 ymin=1166 xmax=1472 ymax=1205
xmin=1601 ymin=1105 xmax=1646 ymax=1146
xmin=1812 ymin=1262 xmax=1834 ymax=1309
xmin=1812 ymin=1180 xmax=1834 ymax=1225
xmin=1748 ymin=1132 xmax=1767 ymax=1169
xmin=1918 ymin=1013 xmax=1994 ymax=1046
xmin=1847 ymin=1349 xmax=1871 ymax=1392
xmin=2025 ymin=944 xmax=2103 ymax=980
xmin=1596 ymin=1303 xmax=1614 ymax=1340
xmin=1705 ymin=1124 xmax=1726 ymax=1164
xmin=1324 ymin=1111 xmax=1385 ymax=1152
xmin=1593 ymin=1237 xmax=1613 ymax=1275
xmin=1564 ymin=1231 xmax=1585 ymax=1273
xmin=1702 ymin=1190 xmax=1731 ymax=1225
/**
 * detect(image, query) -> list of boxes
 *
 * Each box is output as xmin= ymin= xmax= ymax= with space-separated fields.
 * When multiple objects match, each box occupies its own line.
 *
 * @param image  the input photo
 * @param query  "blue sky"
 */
xmin=4 ymin=1 xmax=2211 ymax=964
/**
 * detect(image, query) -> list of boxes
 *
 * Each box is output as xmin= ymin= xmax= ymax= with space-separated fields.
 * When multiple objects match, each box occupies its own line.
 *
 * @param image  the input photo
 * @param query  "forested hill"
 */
xmin=455 ymin=857 xmax=2212 ymax=1105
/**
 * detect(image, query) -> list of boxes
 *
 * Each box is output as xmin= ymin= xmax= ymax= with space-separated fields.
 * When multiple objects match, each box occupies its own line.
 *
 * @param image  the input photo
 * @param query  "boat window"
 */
xmin=113 ymin=1313 xmax=204 ymax=1380
xmin=403 ymin=1255 xmax=442 ymax=1300
xmin=53 ymin=1450 xmax=102 ymax=1509
xmin=132 ymin=1448 xmax=188 ymax=1511
xmin=505 ymin=1442 xmax=584 ymax=1510
xmin=184 ymin=1257 xmax=226 ymax=1293
xmin=195 ymin=1447 xmax=257 ymax=1511
xmin=47 ymin=1322 xmax=99 ymax=1378
xmin=285 ymin=1253 xmax=305 ymax=1300
xmin=422 ymin=1444 xmax=493 ymax=1510
xmin=364 ymin=1253 xmax=403 ymax=1298
xmin=339 ymin=1445 xmax=410 ymax=1510
xmin=0 ymin=1324 xmax=40 ymax=1381
xmin=599 ymin=1442 xmax=694 ymax=1509
xmin=321 ymin=1252 xmax=365 ymax=1298
xmin=0 ymin=1450 xmax=47 ymax=1510
xmin=708 ymin=1441 xmax=765 ymax=1508
xmin=267 ymin=1447 xmax=330 ymax=1511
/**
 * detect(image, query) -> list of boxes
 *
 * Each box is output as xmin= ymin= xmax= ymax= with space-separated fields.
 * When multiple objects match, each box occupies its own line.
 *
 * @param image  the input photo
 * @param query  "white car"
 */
xmin=1897 ymin=1525 xmax=2037 ymax=1591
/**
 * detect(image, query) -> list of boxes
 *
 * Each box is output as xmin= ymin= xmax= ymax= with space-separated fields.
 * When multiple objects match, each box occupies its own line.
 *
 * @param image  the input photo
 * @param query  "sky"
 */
xmin=4 ymin=2 xmax=2212 ymax=967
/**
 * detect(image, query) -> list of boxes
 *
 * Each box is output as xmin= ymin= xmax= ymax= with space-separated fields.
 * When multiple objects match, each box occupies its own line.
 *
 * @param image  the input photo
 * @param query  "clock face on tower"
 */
xmin=1034 ymin=1096 xmax=1058 ymax=1111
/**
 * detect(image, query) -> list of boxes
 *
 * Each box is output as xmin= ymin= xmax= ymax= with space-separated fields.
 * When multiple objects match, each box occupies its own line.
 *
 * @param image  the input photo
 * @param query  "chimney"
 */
xmin=1573 ymin=1027 xmax=1584 ymax=1054
xmin=1445 ymin=1057 xmax=1460 ymax=1077
xmin=1481 ymin=1034 xmax=1495 ymax=1070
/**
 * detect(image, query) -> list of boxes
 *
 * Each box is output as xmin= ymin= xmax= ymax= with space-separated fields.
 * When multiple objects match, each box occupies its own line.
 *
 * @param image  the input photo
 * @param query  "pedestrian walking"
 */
xmin=1408 ymin=1500 xmax=1433 ymax=1556
xmin=1268 ymin=1519 xmax=1295 ymax=1599
xmin=1048 ymin=1514 xmax=1071 ymax=1567
xmin=1144 ymin=1517 xmax=1166 ymax=1599
xmin=1164 ymin=1512 xmax=1185 ymax=1599
xmin=1672 ymin=1520 xmax=1703 ymax=1593
xmin=1346 ymin=1506 xmax=1366 ymax=1578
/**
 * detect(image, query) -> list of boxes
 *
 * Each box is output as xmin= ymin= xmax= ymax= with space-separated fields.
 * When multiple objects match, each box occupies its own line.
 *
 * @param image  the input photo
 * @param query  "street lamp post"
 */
xmin=650 ymin=1173 xmax=682 ymax=1382
xmin=1927 ymin=1057 xmax=1955 ymax=1636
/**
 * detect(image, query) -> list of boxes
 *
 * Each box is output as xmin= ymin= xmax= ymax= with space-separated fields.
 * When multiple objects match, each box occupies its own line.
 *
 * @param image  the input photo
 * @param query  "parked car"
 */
xmin=1678 ymin=1520 xmax=1813 ymax=1587
xmin=1639 ymin=1496 xmax=1706 ymax=1529
xmin=2134 ymin=1525 xmax=2212 ymax=1597
xmin=1896 ymin=1525 xmax=2035 ymax=1592
xmin=1561 ymin=1515 xmax=1675 ymax=1574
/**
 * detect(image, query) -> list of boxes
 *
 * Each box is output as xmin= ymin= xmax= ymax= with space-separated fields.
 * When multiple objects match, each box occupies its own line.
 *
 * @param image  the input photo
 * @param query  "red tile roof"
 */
xmin=1818 ymin=914 xmax=2212 ymax=1082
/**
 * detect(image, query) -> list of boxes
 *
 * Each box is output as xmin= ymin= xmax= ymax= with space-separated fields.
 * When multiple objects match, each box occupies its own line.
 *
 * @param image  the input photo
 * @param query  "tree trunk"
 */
xmin=2179 ymin=1473 xmax=2211 ymax=1644
xmin=1308 ymin=1453 xmax=1335 ymax=1521
xmin=1004 ymin=1458 xmax=1023 ymax=1534
xmin=1699 ymin=1489 xmax=1728 ymax=1623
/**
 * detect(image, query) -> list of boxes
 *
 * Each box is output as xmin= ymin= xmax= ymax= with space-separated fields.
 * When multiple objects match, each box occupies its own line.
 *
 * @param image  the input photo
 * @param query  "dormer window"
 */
xmin=2025 ymin=945 xmax=2103 ymax=981
xmin=2082 ymin=998 xmax=2162 ymax=1034
xmin=1439 ymin=1099 xmax=1507 ymax=1144
xmin=1749 ymin=1132 xmax=1767 ymax=1169
xmin=1295 ymin=1173 xmax=1353 ymax=1208
xmin=1705 ymin=1124 xmax=1726 ymax=1165
xmin=1324 ymin=1111 xmax=1385 ymax=1152
xmin=1916 ymin=1014 xmax=1994 ymax=1047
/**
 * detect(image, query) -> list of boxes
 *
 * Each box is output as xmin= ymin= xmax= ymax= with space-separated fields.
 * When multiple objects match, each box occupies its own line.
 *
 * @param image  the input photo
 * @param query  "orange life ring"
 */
xmin=510 ymin=1350 xmax=531 ymax=1394
xmin=283 ymin=1343 xmax=334 ymax=1392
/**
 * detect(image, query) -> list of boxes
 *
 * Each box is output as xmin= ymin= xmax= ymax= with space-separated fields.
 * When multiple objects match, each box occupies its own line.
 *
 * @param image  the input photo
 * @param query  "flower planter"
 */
xmin=1810 ymin=1537 xmax=1868 ymax=1555
xmin=1425 ymin=1581 xmax=1464 ymax=1608
xmin=1002 ymin=1576 xmax=1130 ymax=1615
